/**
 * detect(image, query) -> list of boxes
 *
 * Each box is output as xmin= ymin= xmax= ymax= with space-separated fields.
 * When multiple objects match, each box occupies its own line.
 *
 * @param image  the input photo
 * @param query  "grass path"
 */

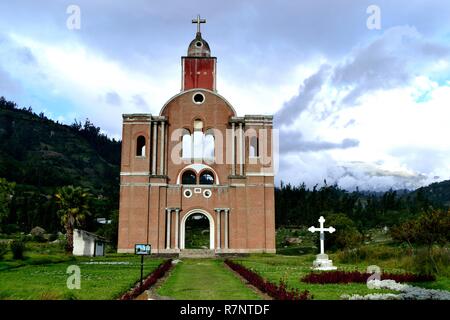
xmin=156 ymin=259 xmax=262 ymax=300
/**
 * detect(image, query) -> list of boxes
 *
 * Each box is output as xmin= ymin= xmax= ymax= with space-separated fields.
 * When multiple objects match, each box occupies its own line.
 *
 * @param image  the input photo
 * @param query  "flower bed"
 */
xmin=301 ymin=270 xmax=435 ymax=284
xmin=224 ymin=259 xmax=312 ymax=300
xmin=342 ymin=279 xmax=450 ymax=300
xmin=119 ymin=259 xmax=172 ymax=300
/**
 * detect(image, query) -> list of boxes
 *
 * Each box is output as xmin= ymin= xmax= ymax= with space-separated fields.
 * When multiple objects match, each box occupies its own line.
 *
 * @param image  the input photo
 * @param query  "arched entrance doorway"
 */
xmin=180 ymin=209 xmax=215 ymax=250
xmin=184 ymin=214 xmax=209 ymax=249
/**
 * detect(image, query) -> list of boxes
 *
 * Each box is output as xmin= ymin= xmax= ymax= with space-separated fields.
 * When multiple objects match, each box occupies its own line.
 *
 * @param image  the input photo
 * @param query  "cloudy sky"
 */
xmin=1 ymin=0 xmax=450 ymax=191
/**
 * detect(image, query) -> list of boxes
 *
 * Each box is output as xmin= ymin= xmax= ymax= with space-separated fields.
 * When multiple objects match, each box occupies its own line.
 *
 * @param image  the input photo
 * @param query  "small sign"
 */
xmin=135 ymin=244 xmax=151 ymax=255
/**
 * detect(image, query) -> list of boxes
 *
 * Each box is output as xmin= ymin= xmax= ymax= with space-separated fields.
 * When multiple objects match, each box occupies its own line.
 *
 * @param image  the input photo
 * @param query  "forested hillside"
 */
xmin=413 ymin=180 xmax=450 ymax=208
xmin=0 ymin=97 xmax=120 ymax=236
xmin=275 ymin=180 xmax=449 ymax=229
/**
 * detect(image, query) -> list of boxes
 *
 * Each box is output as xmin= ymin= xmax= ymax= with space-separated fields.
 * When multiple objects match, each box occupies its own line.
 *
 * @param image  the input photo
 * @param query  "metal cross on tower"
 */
xmin=308 ymin=216 xmax=336 ymax=255
xmin=192 ymin=14 xmax=206 ymax=33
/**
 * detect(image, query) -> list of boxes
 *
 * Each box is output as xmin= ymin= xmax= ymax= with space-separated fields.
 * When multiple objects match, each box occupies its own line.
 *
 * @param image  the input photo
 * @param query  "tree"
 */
xmin=324 ymin=212 xmax=363 ymax=250
xmin=55 ymin=186 xmax=92 ymax=252
xmin=96 ymin=210 xmax=119 ymax=249
xmin=390 ymin=220 xmax=418 ymax=249
xmin=0 ymin=178 xmax=15 ymax=227
xmin=391 ymin=208 xmax=450 ymax=273
xmin=414 ymin=209 xmax=450 ymax=273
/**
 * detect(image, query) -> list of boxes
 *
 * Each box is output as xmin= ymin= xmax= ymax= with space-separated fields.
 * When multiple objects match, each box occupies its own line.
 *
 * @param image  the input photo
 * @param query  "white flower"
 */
xmin=342 ymin=279 xmax=450 ymax=300
xmin=367 ymin=279 xmax=409 ymax=291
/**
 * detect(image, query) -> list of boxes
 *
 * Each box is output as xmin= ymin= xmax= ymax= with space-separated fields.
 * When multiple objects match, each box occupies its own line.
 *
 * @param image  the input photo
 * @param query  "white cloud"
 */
xmin=3 ymin=33 xmax=181 ymax=133
xmin=275 ymin=26 xmax=450 ymax=190
xmin=1 ymin=2 xmax=450 ymax=191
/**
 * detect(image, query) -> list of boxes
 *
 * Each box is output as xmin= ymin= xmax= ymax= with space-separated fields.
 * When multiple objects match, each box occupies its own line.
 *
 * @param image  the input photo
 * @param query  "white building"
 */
xmin=73 ymin=229 xmax=107 ymax=257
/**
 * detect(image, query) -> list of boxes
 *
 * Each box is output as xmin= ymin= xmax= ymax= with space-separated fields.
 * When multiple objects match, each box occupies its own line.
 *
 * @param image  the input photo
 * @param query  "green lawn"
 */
xmin=233 ymin=254 xmax=406 ymax=300
xmin=157 ymin=259 xmax=262 ymax=300
xmin=2 ymin=240 xmax=448 ymax=300
xmin=0 ymin=242 xmax=75 ymax=271
xmin=0 ymin=255 xmax=163 ymax=300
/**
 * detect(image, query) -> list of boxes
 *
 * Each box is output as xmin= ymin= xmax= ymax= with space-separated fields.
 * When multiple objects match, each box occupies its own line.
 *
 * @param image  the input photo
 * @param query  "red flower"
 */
xmin=301 ymin=270 xmax=435 ymax=284
xmin=119 ymin=259 xmax=172 ymax=300
xmin=225 ymin=260 xmax=312 ymax=300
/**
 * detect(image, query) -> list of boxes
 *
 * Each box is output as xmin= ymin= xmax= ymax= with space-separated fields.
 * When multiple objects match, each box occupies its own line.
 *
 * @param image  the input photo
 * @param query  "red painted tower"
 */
xmin=181 ymin=16 xmax=216 ymax=91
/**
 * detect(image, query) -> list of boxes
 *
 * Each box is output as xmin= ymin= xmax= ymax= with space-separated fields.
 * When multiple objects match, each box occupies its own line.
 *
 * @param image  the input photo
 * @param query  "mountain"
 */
xmin=0 ymin=97 xmax=120 ymax=191
xmin=0 ymin=97 xmax=120 ymax=233
xmin=413 ymin=180 xmax=450 ymax=208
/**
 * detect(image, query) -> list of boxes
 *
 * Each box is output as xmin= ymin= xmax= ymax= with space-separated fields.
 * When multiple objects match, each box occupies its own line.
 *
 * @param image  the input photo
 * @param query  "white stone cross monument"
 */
xmin=308 ymin=216 xmax=337 ymax=270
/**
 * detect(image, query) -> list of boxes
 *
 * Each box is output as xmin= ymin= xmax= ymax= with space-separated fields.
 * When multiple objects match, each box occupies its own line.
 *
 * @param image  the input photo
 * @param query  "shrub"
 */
xmin=119 ymin=259 xmax=172 ymax=300
xmin=58 ymin=236 xmax=68 ymax=251
xmin=225 ymin=259 xmax=312 ymax=300
xmin=19 ymin=234 xmax=32 ymax=242
xmin=95 ymin=210 xmax=119 ymax=248
xmin=336 ymin=248 xmax=364 ymax=264
xmin=390 ymin=220 xmax=417 ymax=247
xmin=336 ymin=245 xmax=403 ymax=264
xmin=0 ymin=241 xmax=8 ymax=259
xmin=10 ymin=240 xmax=25 ymax=260
xmin=301 ymin=270 xmax=435 ymax=284
xmin=391 ymin=209 xmax=450 ymax=274
xmin=276 ymin=246 xmax=316 ymax=256
xmin=412 ymin=247 xmax=450 ymax=276
xmin=1 ymin=224 xmax=20 ymax=234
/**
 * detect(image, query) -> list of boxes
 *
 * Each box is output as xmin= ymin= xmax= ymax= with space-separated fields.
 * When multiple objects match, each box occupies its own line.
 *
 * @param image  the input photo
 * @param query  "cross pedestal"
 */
xmin=311 ymin=254 xmax=336 ymax=270
xmin=308 ymin=216 xmax=337 ymax=271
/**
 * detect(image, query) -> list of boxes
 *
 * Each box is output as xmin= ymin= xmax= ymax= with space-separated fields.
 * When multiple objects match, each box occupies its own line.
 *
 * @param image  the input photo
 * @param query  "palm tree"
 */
xmin=55 ymin=186 xmax=92 ymax=253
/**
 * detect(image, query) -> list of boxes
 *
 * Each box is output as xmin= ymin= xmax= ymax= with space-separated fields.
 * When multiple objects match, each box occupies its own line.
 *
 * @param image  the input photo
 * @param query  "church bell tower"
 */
xmin=117 ymin=15 xmax=276 ymax=255
xmin=181 ymin=15 xmax=217 ymax=91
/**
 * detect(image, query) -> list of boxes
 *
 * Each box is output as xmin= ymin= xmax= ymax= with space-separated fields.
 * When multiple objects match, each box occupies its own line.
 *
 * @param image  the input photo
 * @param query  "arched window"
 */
xmin=249 ymin=136 xmax=259 ymax=158
xmin=199 ymin=170 xmax=214 ymax=185
xmin=193 ymin=119 xmax=203 ymax=159
xmin=182 ymin=129 xmax=191 ymax=159
xmin=136 ymin=136 xmax=146 ymax=157
xmin=203 ymin=129 xmax=215 ymax=160
xmin=181 ymin=170 xmax=197 ymax=184
xmin=194 ymin=119 xmax=203 ymax=131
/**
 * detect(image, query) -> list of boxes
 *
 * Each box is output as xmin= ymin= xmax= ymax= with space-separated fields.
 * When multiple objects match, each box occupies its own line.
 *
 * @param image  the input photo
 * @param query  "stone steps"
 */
xmin=179 ymin=249 xmax=216 ymax=258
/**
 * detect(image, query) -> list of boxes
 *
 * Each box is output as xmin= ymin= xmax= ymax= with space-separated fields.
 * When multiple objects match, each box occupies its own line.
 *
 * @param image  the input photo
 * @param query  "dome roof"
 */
xmin=187 ymin=32 xmax=211 ymax=57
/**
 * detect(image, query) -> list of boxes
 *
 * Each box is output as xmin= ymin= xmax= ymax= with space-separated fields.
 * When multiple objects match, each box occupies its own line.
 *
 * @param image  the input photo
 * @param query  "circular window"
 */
xmin=192 ymin=92 xmax=205 ymax=104
xmin=203 ymin=189 xmax=212 ymax=199
xmin=184 ymin=189 xmax=193 ymax=198
xmin=195 ymin=41 xmax=203 ymax=48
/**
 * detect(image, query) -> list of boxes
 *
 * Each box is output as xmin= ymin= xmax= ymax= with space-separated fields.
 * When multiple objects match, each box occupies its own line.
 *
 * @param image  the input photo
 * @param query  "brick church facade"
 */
xmin=118 ymin=17 xmax=276 ymax=254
